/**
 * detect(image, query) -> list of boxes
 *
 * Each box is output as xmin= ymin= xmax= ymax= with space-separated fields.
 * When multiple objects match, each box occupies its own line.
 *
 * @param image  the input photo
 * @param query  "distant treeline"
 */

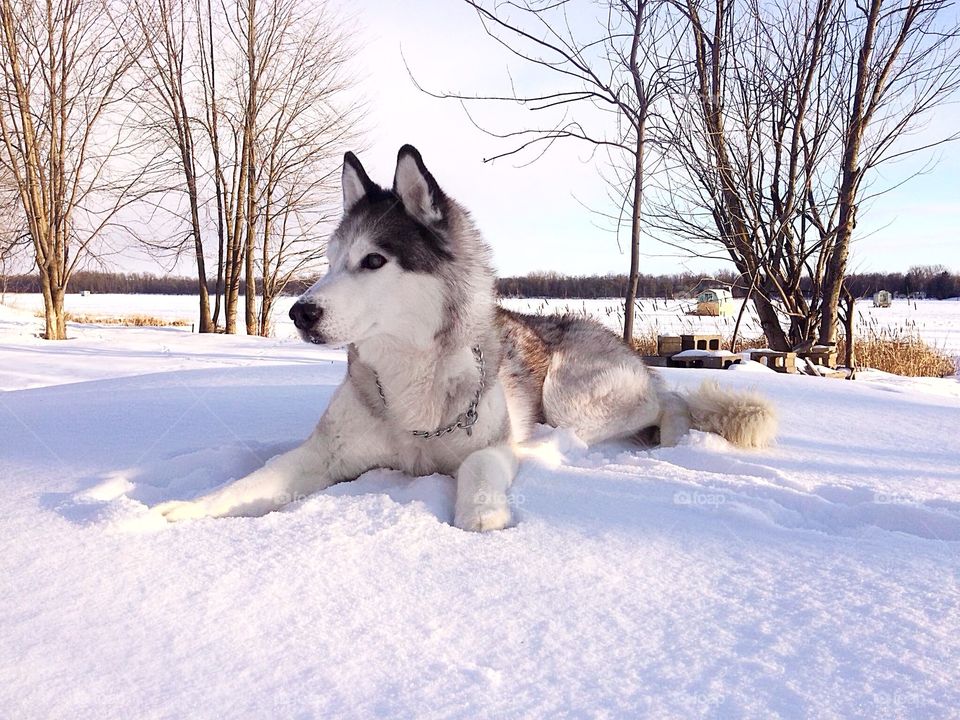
xmin=3 ymin=271 xmax=267 ymax=296
xmin=497 ymin=271 xmax=742 ymax=299
xmin=841 ymin=268 xmax=960 ymax=300
xmin=498 ymin=268 xmax=960 ymax=300
xmin=3 ymin=267 xmax=959 ymax=300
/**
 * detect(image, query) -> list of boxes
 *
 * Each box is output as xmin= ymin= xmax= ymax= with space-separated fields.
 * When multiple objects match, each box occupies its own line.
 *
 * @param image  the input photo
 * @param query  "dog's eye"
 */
xmin=360 ymin=253 xmax=387 ymax=271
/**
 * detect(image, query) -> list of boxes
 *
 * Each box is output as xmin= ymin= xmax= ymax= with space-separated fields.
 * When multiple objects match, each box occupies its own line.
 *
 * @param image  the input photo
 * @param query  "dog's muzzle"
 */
xmin=289 ymin=300 xmax=323 ymax=331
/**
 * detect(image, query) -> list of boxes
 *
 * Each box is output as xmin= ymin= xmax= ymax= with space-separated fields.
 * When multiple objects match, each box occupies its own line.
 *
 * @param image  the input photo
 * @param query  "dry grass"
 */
xmin=630 ymin=330 xmax=767 ymax=356
xmin=731 ymin=336 xmax=769 ymax=353
xmin=631 ymin=330 xmax=659 ymax=356
xmin=34 ymin=310 xmax=190 ymax=327
xmin=633 ymin=328 xmax=956 ymax=377
xmin=841 ymin=329 xmax=956 ymax=378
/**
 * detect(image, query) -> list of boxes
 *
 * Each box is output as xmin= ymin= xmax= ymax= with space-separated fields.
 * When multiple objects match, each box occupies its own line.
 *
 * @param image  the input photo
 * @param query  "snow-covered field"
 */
xmin=499 ymin=296 xmax=960 ymax=358
xmin=2 ymin=298 xmax=960 ymax=718
xmin=4 ymin=292 xmax=959 ymax=355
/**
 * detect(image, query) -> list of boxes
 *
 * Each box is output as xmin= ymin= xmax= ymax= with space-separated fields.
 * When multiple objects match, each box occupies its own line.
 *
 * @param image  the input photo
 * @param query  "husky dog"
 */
xmin=157 ymin=145 xmax=776 ymax=531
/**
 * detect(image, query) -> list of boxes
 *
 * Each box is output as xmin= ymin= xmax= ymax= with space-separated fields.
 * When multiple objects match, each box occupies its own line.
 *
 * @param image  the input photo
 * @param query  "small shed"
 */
xmin=696 ymin=288 xmax=734 ymax=316
xmin=873 ymin=290 xmax=891 ymax=308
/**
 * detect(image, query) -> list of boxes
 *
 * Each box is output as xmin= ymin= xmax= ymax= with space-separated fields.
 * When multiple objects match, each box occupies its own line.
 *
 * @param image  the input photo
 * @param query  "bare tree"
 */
xmin=127 ymin=0 xmax=215 ymax=332
xmin=417 ymin=0 xmax=681 ymax=345
xmin=652 ymin=0 xmax=845 ymax=349
xmin=654 ymin=0 xmax=960 ymax=350
xmin=0 ymin=0 xmax=143 ymax=339
xmin=818 ymin=0 xmax=960 ymax=347
xmin=238 ymin=0 xmax=261 ymax=336
xmin=203 ymin=0 xmax=294 ymax=335
xmin=196 ymin=0 xmax=228 ymax=328
xmin=122 ymin=0 xmax=358 ymax=336
xmin=252 ymin=8 xmax=360 ymax=336
xmin=171 ymin=0 xmax=260 ymax=334
xmin=209 ymin=0 xmax=360 ymax=336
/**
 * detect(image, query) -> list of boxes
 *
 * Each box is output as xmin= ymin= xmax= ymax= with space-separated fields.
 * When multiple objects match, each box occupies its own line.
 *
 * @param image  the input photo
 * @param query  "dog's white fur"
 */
xmin=156 ymin=147 xmax=777 ymax=531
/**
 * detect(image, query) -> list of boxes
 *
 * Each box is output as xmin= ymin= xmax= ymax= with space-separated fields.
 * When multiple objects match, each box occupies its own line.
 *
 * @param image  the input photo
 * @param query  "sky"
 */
xmin=339 ymin=0 xmax=960 ymax=278
xmin=107 ymin=0 xmax=958 ymax=280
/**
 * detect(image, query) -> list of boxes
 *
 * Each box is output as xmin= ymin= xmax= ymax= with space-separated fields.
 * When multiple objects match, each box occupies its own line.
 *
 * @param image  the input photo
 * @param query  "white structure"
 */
xmin=696 ymin=288 xmax=734 ymax=316
xmin=873 ymin=290 xmax=892 ymax=308
xmin=79 ymin=290 xmax=92 ymax=297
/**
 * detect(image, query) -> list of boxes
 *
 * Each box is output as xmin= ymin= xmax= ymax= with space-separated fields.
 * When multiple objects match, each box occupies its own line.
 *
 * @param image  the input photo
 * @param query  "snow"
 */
xmin=728 ymin=359 xmax=777 ymax=373
xmin=5 ymin=291 xmax=959 ymax=353
xmin=672 ymin=349 xmax=737 ymax=358
xmin=2 ymin=298 xmax=960 ymax=718
xmin=1 ymin=292 xmax=304 ymax=340
xmin=498 ymin=296 xmax=960 ymax=357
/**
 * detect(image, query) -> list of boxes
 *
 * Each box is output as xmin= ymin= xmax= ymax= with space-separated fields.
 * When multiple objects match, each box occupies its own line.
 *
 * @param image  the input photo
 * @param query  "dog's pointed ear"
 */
xmin=393 ymin=144 xmax=445 ymax=224
xmin=342 ymin=152 xmax=376 ymax=213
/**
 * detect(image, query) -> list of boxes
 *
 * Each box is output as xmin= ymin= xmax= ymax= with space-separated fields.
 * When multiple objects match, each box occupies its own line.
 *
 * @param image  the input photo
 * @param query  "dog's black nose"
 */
xmin=289 ymin=301 xmax=322 ymax=330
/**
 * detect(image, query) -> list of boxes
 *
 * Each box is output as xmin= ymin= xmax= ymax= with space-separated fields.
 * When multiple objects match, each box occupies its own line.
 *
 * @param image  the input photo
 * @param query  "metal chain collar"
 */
xmin=375 ymin=345 xmax=485 ymax=439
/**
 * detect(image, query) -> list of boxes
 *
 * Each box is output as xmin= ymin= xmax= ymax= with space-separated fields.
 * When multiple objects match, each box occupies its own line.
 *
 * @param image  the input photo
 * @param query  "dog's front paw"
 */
xmin=454 ymin=497 xmax=511 ymax=532
xmin=153 ymin=499 xmax=212 ymax=523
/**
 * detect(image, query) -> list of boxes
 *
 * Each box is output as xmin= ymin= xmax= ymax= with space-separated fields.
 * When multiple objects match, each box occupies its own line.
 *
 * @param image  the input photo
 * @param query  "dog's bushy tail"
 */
xmin=684 ymin=381 xmax=777 ymax=448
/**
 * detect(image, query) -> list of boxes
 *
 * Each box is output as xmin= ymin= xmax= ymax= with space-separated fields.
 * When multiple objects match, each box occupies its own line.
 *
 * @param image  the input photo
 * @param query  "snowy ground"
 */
xmin=498 ymin=296 xmax=960 ymax=357
xmin=4 ymin=292 xmax=959 ymax=355
xmin=2 ymin=300 xmax=960 ymax=719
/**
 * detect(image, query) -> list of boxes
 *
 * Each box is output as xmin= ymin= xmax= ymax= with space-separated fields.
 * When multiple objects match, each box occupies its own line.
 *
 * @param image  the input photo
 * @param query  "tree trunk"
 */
xmin=225 ymin=160 xmax=245 ymax=335
xmin=842 ymin=285 xmax=856 ymax=368
xmin=204 ymin=0 xmax=225 ymax=330
xmin=623 ymin=126 xmax=644 ymax=346
xmin=51 ymin=283 xmax=65 ymax=340
xmin=224 ymin=253 xmax=239 ymax=333
xmin=259 ymin=195 xmax=272 ymax=337
xmin=819 ymin=179 xmax=856 ymax=347
xmin=38 ymin=263 xmax=66 ymax=339
xmin=244 ymin=227 xmax=256 ymax=334
xmin=243 ymin=161 xmax=256 ymax=334
xmin=818 ymin=0 xmax=880 ymax=346
xmin=753 ymin=293 xmax=789 ymax=351
xmin=224 ymin=217 xmax=241 ymax=334
xmin=212 ymin=187 xmax=225 ymax=329
xmin=259 ymin=292 xmax=272 ymax=337
xmin=186 ymin=173 xmax=214 ymax=333
xmin=243 ymin=0 xmax=258 ymax=336
xmin=38 ymin=265 xmax=55 ymax=339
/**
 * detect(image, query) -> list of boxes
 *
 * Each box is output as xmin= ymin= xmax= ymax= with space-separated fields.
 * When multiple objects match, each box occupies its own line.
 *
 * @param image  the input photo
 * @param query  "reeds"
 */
xmin=632 ymin=328 xmax=955 ymax=377
xmin=34 ymin=311 xmax=190 ymax=327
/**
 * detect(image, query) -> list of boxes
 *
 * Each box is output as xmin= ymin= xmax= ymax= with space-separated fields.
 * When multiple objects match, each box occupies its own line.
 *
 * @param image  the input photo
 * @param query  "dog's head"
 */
xmin=290 ymin=145 xmax=471 ymax=348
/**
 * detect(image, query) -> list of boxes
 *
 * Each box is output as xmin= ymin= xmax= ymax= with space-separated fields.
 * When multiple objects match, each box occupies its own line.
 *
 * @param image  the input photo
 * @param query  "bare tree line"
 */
xmin=2 ymin=0 xmax=956 ymax=346
xmin=431 ymin=0 xmax=960 ymax=350
xmin=499 ymin=266 xmax=960 ymax=301
xmin=0 ymin=0 xmax=360 ymax=339
xmin=416 ymin=0 xmax=682 ymax=344
xmin=8 ymin=266 xmax=957 ymax=302
xmin=130 ymin=0 xmax=361 ymax=337
xmin=657 ymin=0 xmax=960 ymax=351
xmin=0 ymin=0 xmax=150 ymax=339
